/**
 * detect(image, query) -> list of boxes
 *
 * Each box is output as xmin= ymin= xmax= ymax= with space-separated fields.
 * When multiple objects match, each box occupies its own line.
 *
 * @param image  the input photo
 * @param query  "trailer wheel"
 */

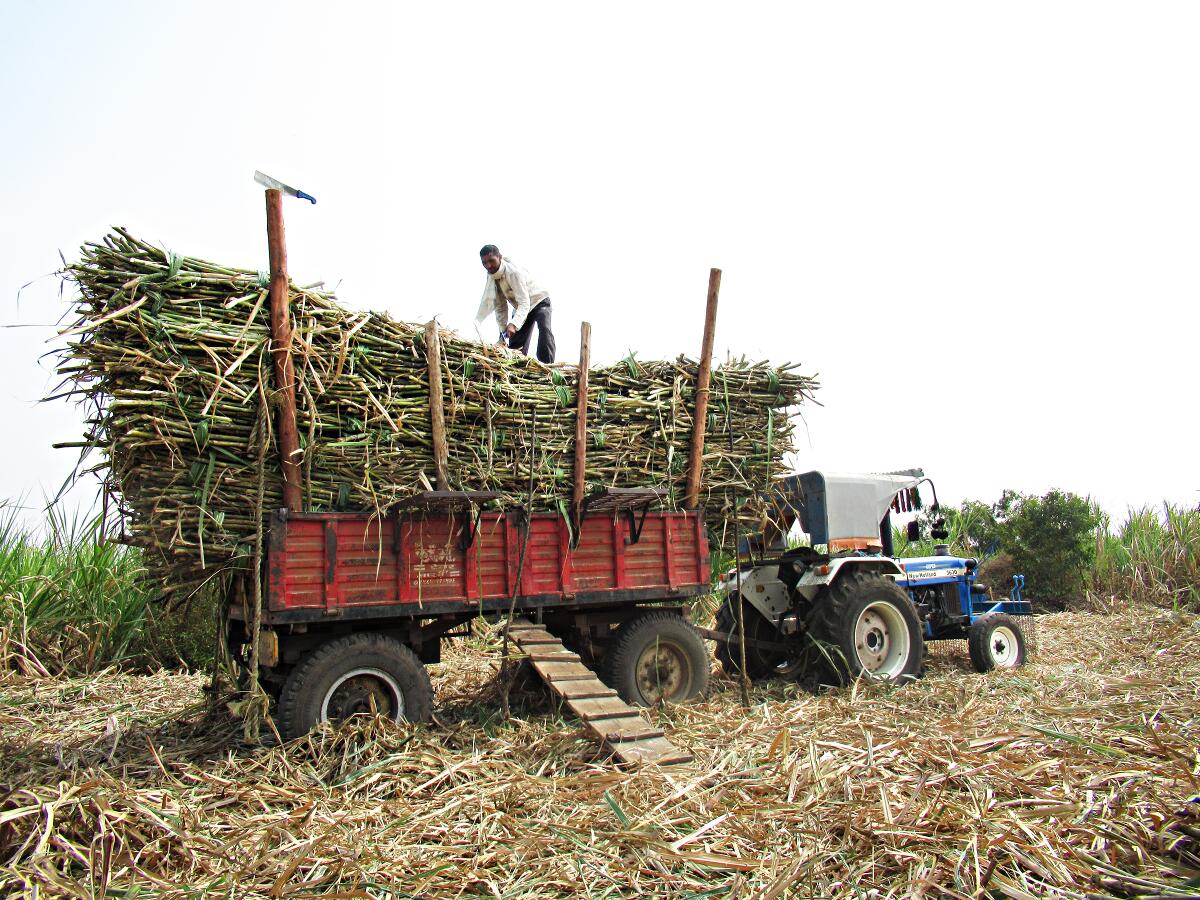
xmin=713 ymin=598 xmax=792 ymax=680
xmin=809 ymin=570 xmax=923 ymax=684
xmin=605 ymin=611 xmax=710 ymax=706
xmin=276 ymin=633 xmax=433 ymax=740
xmin=968 ymin=613 xmax=1027 ymax=672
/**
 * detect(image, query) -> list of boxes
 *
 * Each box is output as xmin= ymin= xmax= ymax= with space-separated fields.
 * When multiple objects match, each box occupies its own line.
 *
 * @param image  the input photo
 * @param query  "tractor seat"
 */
xmin=778 ymin=546 xmax=823 ymax=590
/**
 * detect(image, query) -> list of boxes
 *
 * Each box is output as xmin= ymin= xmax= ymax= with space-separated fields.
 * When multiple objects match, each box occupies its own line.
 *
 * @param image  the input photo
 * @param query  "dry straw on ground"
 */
xmin=55 ymin=230 xmax=817 ymax=598
xmin=1 ymin=604 xmax=1197 ymax=898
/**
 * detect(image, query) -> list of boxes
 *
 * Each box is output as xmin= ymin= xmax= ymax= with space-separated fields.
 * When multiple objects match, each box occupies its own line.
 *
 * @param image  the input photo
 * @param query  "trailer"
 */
xmin=218 ymin=224 xmax=727 ymax=762
xmin=226 ymin=488 xmax=713 ymax=761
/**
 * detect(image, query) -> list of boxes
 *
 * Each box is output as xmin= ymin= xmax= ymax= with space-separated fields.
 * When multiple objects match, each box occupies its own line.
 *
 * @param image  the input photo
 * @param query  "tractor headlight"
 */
xmin=964 ymin=557 xmax=978 ymax=571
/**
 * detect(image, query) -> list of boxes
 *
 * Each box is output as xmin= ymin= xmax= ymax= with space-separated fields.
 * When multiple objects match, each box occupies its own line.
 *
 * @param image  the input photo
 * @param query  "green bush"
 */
xmin=996 ymin=490 xmax=1100 ymax=606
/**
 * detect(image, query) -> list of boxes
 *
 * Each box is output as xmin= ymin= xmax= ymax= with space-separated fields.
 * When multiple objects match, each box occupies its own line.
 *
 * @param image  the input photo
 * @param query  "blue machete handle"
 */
xmin=296 ymin=190 xmax=317 ymax=204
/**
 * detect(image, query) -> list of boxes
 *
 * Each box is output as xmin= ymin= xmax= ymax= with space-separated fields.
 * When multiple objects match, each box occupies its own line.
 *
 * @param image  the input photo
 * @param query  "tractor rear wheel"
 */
xmin=967 ymin=613 xmax=1027 ymax=672
xmin=605 ymin=611 xmax=710 ymax=706
xmin=808 ymin=570 xmax=923 ymax=685
xmin=713 ymin=597 xmax=793 ymax=680
xmin=276 ymin=633 xmax=433 ymax=741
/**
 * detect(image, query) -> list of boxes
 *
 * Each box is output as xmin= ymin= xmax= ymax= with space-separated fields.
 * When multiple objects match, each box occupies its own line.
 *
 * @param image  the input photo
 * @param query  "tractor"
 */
xmin=711 ymin=469 xmax=1032 ymax=684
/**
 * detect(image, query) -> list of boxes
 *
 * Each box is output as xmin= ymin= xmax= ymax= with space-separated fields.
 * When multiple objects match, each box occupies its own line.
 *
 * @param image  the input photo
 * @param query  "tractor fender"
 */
xmin=794 ymin=556 xmax=905 ymax=602
xmin=725 ymin=564 xmax=791 ymax=625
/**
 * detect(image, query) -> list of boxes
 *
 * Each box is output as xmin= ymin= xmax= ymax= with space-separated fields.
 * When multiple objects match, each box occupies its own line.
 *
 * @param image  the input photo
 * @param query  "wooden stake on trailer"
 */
xmin=425 ymin=320 xmax=450 ymax=491
xmin=685 ymin=268 xmax=721 ymax=510
xmin=265 ymin=188 xmax=303 ymax=513
xmin=573 ymin=321 xmax=592 ymax=533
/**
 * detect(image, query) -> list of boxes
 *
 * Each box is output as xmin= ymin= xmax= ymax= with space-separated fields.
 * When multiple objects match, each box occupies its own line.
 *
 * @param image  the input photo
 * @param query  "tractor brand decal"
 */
xmin=902 ymin=565 xmax=966 ymax=582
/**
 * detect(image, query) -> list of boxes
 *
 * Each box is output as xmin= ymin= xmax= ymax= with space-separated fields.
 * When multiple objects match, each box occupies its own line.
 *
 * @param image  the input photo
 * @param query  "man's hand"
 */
xmin=505 ymin=323 xmax=517 ymax=337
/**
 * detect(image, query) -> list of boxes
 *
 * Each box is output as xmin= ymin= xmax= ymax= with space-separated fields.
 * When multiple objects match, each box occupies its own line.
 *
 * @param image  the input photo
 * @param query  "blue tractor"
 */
xmin=712 ymin=469 xmax=1033 ymax=683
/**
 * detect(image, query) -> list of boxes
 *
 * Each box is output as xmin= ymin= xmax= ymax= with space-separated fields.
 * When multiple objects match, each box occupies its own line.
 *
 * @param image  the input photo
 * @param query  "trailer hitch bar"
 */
xmin=693 ymin=626 xmax=795 ymax=654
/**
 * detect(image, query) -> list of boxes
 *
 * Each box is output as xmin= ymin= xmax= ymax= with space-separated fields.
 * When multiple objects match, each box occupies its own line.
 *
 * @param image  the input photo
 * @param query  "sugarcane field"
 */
xmin=3 ymin=6 xmax=1200 ymax=899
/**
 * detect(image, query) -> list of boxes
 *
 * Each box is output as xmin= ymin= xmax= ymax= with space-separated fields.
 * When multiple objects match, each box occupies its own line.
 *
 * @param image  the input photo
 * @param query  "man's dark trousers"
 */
xmin=507 ymin=299 xmax=556 ymax=363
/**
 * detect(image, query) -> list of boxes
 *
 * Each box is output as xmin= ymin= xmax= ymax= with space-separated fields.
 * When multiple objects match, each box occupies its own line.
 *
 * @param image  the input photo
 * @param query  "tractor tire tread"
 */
xmin=967 ymin=613 xmax=1027 ymax=673
xmin=808 ymin=568 xmax=923 ymax=686
xmin=713 ymin=597 xmax=788 ymax=681
xmin=605 ymin=610 xmax=710 ymax=707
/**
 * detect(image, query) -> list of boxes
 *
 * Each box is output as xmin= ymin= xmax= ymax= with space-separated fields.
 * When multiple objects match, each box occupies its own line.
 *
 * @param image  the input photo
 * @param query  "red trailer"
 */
xmin=231 ymin=202 xmax=725 ymax=760
xmin=228 ymin=489 xmax=713 ymax=742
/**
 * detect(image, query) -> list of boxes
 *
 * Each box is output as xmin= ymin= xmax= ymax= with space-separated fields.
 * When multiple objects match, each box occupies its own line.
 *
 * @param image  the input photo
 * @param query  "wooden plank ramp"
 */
xmin=508 ymin=619 xmax=692 ymax=766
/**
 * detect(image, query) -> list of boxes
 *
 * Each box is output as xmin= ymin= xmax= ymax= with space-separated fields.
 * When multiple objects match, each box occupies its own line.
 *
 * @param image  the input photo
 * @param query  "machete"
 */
xmin=253 ymin=170 xmax=317 ymax=204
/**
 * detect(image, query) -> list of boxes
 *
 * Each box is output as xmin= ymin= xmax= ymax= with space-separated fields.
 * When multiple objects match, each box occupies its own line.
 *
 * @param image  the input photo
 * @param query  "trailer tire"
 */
xmin=968 ymin=613 xmax=1027 ymax=672
xmin=809 ymin=570 xmax=923 ymax=685
xmin=276 ymin=633 xmax=433 ymax=741
xmin=605 ymin=611 xmax=709 ymax=706
xmin=713 ymin=598 xmax=791 ymax=681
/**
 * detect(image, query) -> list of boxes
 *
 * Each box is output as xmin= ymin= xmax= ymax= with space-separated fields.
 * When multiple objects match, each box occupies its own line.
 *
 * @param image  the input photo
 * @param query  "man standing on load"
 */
xmin=475 ymin=244 xmax=556 ymax=363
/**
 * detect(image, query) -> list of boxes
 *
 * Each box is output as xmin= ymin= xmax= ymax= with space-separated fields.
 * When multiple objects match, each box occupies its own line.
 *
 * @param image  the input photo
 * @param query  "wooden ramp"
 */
xmin=508 ymin=619 xmax=692 ymax=766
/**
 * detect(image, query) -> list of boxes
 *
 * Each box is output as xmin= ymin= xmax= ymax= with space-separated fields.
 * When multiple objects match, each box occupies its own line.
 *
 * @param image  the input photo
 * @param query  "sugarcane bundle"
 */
xmin=55 ymin=230 xmax=819 ymax=596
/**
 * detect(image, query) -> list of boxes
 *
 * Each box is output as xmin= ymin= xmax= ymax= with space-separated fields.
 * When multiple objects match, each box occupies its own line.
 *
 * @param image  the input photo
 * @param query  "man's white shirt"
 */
xmin=475 ymin=259 xmax=549 ymax=334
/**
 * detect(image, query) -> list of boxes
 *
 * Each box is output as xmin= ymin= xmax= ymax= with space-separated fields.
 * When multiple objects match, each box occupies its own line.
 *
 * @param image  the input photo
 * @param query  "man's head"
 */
xmin=479 ymin=244 xmax=502 ymax=275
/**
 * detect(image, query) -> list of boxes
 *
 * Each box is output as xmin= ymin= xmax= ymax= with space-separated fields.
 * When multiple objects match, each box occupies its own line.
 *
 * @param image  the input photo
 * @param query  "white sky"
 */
xmin=2 ymin=1 xmax=1197 ymax=526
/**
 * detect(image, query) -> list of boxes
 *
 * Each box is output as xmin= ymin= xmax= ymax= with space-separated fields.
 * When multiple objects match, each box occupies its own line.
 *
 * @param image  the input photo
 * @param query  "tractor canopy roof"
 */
xmin=771 ymin=469 xmax=925 ymax=546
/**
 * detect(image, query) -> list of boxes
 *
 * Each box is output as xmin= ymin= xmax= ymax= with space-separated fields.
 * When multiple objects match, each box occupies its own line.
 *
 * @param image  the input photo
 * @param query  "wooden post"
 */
xmin=684 ymin=268 xmax=721 ymax=510
xmin=425 ymin=320 xmax=449 ymax=491
xmin=573 ymin=321 xmax=592 ymax=529
xmin=265 ymin=188 xmax=303 ymax=513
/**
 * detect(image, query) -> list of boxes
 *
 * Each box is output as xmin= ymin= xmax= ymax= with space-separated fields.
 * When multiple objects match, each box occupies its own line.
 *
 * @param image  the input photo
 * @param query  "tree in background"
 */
xmin=994 ymin=489 xmax=1100 ymax=606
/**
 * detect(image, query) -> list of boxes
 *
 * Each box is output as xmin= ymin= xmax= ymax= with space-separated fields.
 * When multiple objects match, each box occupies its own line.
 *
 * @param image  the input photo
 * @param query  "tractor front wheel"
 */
xmin=967 ymin=613 xmax=1027 ymax=672
xmin=809 ymin=570 xmax=924 ymax=685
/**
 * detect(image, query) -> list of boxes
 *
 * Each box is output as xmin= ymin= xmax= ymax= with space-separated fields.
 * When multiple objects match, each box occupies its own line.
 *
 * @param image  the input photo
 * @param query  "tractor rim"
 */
xmin=320 ymin=667 xmax=405 ymax=725
xmin=988 ymin=625 xmax=1020 ymax=668
xmin=853 ymin=601 xmax=911 ymax=679
xmin=635 ymin=639 xmax=691 ymax=704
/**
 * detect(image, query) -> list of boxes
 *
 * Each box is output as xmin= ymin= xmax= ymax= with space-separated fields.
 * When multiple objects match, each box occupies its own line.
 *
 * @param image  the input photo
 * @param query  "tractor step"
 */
xmin=508 ymin=618 xmax=692 ymax=766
